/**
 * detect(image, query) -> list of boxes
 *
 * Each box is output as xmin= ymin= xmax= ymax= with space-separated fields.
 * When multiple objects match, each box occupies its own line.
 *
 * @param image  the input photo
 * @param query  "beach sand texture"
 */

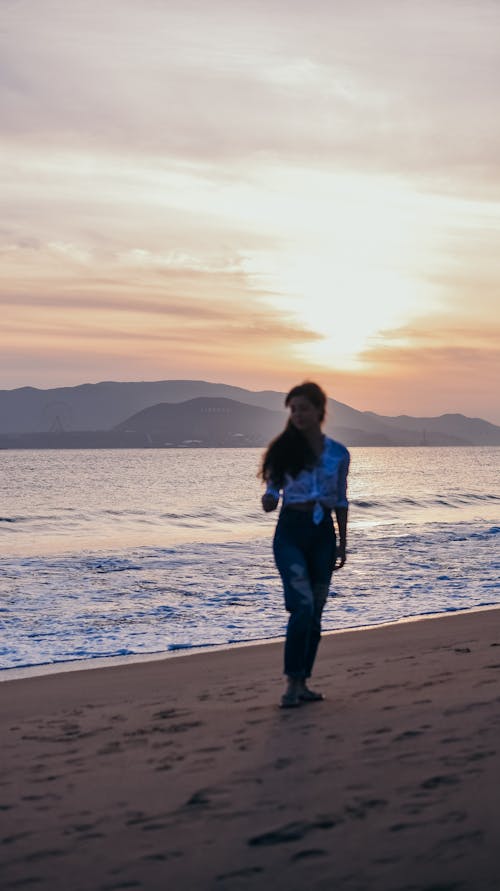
xmin=1 ymin=609 xmax=500 ymax=891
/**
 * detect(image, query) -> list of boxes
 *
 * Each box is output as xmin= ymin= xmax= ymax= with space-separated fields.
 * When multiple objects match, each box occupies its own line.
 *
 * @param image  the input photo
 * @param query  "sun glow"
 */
xmin=241 ymin=168 xmax=441 ymax=368
xmin=280 ymin=258 xmax=426 ymax=367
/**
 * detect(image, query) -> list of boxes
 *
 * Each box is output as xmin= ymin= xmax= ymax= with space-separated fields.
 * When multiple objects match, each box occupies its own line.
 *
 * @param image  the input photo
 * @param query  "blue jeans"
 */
xmin=273 ymin=508 xmax=336 ymax=679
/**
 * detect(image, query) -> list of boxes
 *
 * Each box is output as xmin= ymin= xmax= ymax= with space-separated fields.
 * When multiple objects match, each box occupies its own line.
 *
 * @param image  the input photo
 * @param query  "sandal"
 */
xmin=298 ymin=687 xmax=324 ymax=702
xmin=280 ymin=691 xmax=302 ymax=708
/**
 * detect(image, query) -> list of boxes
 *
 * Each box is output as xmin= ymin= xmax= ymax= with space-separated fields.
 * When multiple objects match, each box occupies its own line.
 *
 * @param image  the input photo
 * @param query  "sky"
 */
xmin=1 ymin=0 xmax=499 ymax=422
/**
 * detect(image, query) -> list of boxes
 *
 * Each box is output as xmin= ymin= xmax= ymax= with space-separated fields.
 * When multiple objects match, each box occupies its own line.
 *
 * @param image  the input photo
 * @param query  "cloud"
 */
xmin=0 ymin=307 xmax=321 ymax=394
xmin=2 ymin=296 xmax=320 ymax=342
xmin=2 ymin=0 xmax=500 ymax=191
xmin=326 ymin=317 xmax=500 ymax=422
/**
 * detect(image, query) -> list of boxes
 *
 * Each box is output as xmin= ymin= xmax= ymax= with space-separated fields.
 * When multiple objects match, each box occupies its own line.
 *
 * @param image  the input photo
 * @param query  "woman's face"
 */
xmin=288 ymin=395 xmax=323 ymax=433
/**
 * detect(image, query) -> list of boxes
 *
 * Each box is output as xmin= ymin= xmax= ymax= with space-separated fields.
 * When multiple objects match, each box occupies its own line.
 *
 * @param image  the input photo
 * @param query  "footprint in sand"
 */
xmin=344 ymin=799 xmax=387 ymax=820
xmin=216 ymin=866 xmax=264 ymax=881
xmin=421 ymin=774 xmax=460 ymax=790
xmin=167 ymin=721 xmax=203 ymax=734
xmin=152 ymin=708 xmax=187 ymax=720
xmin=142 ymin=851 xmax=182 ymax=862
xmin=273 ymin=758 xmax=292 ymax=770
xmin=291 ymin=849 xmax=326 ymax=861
xmin=394 ymin=729 xmax=424 ymax=741
xmin=436 ymin=810 xmax=467 ymax=824
xmin=99 ymin=882 xmax=142 ymax=890
xmin=195 ymin=746 xmax=225 ymax=754
xmin=1 ymin=831 xmax=32 ymax=845
xmin=389 ymin=821 xmax=425 ymax=832
xmin=248 ymin=817 xmax=337 ymax=846
xmin=185 ymin=789 xmax=212 ymax=807
xmin=25 ymin=848 xmax=67 ymax=862
xmin=433 ymin=829 xmax=484 ymax=851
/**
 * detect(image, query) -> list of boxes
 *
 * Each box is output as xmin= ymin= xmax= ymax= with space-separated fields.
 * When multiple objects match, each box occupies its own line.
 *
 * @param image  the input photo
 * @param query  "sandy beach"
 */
xmin=2 ymin=609 xmax=500 ymax=891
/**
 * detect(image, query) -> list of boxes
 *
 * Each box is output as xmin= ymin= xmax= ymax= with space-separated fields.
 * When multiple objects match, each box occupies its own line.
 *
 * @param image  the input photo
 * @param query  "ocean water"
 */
xmin=1 ymin=447 xmax=499 ymax=676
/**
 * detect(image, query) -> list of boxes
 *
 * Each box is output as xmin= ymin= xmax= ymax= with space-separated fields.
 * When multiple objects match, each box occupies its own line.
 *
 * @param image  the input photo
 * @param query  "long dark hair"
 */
xmin=259 ymin=382 xmax=327 ymax=486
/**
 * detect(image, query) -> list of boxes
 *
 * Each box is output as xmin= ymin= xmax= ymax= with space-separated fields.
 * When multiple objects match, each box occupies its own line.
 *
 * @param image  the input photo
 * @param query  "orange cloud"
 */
xmin=314 ymin=319 xmax=500 ymax=423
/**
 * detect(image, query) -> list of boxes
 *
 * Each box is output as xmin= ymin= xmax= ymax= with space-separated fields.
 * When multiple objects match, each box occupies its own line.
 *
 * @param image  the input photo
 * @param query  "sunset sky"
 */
xmin=1 ymin=0 xmax=499 ymax=422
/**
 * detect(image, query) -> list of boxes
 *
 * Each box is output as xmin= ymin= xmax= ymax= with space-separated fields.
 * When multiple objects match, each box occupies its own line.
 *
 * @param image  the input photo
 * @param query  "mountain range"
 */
xmin=0 ymin=379 xmax=499 ymax=447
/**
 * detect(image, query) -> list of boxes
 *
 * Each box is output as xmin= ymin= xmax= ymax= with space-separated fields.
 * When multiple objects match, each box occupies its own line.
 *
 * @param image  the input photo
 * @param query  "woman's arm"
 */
xmin=262 ymin=480 xmax=280 ymax=512
xmin=262 ymin=493 xmax=279 ymax=512
xmin=333 ymin=451 xmax=350 ymax=569
xmin=334 ymin=506 xmax=348 ymax=569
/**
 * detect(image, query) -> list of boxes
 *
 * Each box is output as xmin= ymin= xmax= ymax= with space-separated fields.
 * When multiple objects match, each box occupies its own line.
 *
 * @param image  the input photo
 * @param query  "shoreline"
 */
xmin=2 ymin=601 xmax=500 ymax=684
xmin=2 ymin=605 xmax=500 ymax=890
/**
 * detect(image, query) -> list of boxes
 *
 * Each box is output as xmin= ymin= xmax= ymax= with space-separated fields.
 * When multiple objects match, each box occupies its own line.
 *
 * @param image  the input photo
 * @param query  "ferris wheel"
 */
xmin=40 ymin=401 xmax=73 ymax=433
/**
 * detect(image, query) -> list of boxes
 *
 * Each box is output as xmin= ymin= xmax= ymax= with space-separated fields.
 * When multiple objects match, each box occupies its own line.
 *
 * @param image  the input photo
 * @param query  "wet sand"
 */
xmin=1 ymin=608 xmax=500 ymax=891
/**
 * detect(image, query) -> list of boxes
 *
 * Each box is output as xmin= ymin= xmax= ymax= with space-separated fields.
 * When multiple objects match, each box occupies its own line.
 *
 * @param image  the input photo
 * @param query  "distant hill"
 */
xmin=362 ymin=411 xmax=500 ymax=446
xmin=0 ymin=379 xmax=499 ymax=447
xmin=114 ymin=397 xmax=281 ymax=447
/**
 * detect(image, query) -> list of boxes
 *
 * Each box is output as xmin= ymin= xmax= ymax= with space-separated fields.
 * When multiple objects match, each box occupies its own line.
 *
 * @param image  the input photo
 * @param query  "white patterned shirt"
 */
xmin=265 ymin=436 xmax=350 ymax=523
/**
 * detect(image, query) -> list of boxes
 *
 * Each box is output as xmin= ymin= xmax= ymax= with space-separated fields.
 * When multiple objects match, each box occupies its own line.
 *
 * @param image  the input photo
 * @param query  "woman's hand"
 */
xmin=333 ymin=542 xmax=347 ymax=570
xmin=261 ymin=493 xmax=279 ymax=513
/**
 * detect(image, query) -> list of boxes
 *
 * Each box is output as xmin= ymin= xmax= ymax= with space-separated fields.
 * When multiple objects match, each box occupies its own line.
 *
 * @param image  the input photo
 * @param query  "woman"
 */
xmin=260 ymin=382 xmax=350 ymax=708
